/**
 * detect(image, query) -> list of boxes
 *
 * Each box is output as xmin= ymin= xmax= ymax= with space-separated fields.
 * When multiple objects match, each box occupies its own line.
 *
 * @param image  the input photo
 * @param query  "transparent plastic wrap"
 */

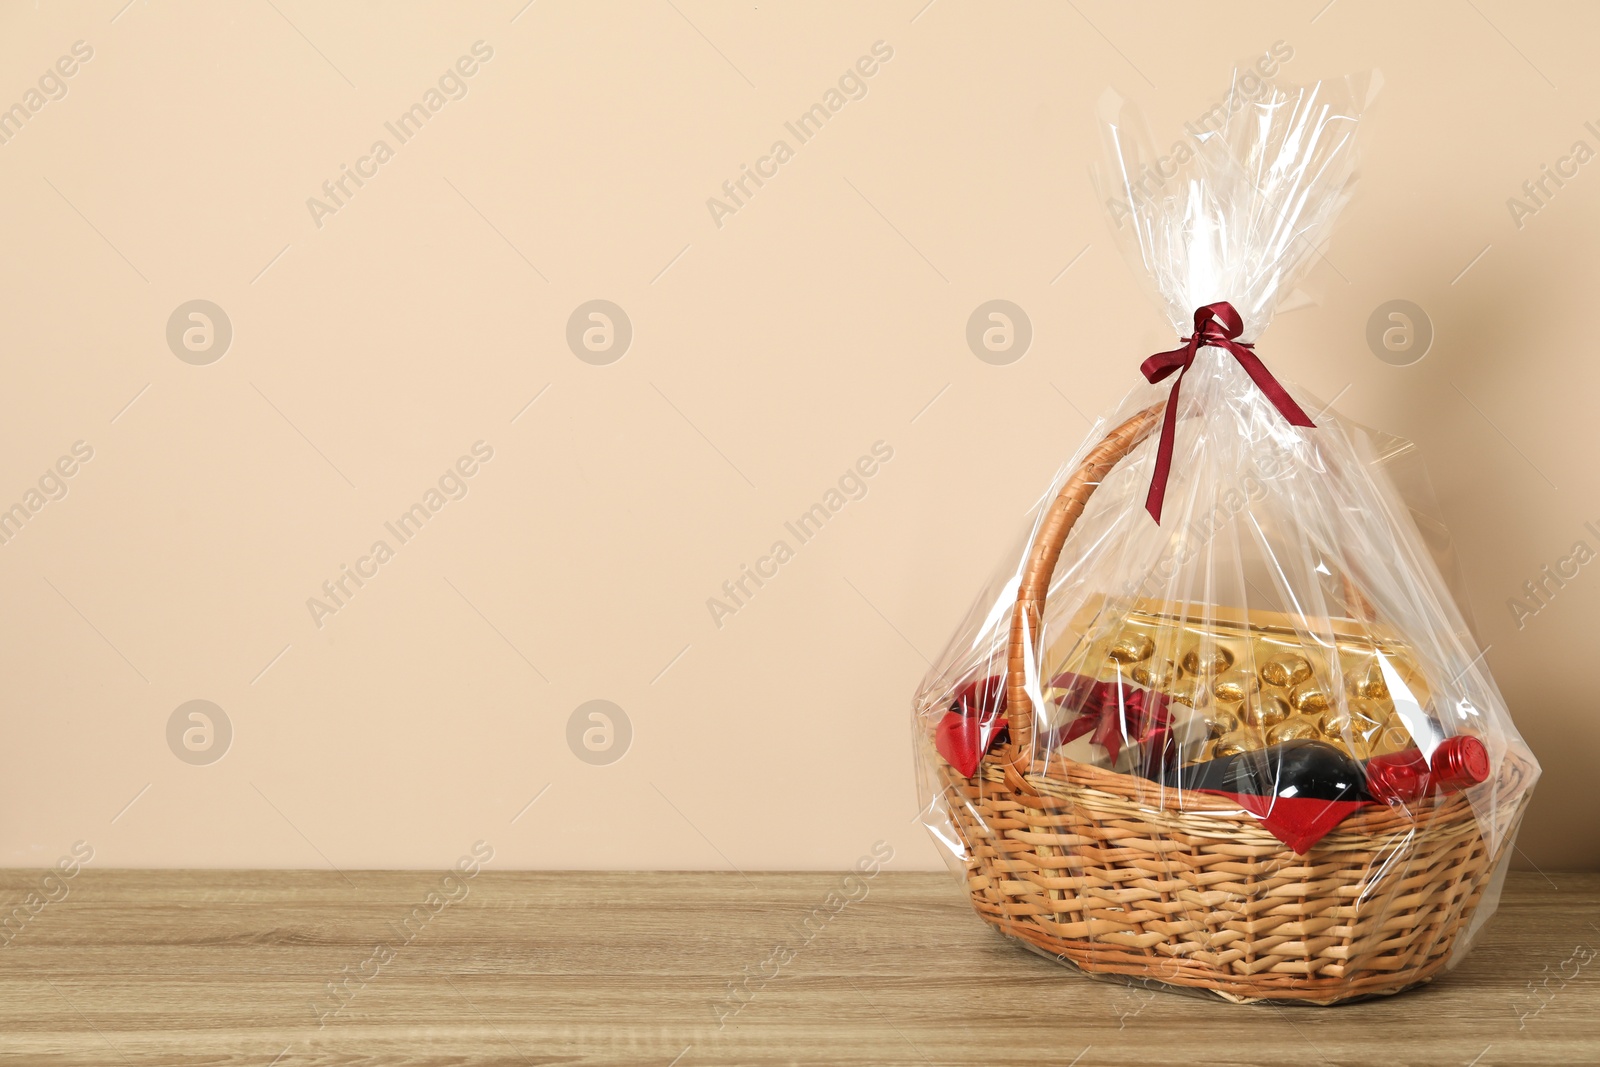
xmin=913 ymin=70 xmax=1539 ymax=1004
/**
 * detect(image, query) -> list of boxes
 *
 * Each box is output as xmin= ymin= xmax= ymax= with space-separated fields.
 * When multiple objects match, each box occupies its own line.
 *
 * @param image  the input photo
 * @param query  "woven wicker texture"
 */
xmin=936 ymin=743 xmax=1530 ymax=1003
xmin=936 ymin=402 xmax=1531 ymax=1003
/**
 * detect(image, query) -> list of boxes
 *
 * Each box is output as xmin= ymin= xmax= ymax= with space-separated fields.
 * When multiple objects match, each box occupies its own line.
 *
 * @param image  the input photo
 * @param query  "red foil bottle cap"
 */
xmin=1429 ymin=736 xmax=1490 ymax=791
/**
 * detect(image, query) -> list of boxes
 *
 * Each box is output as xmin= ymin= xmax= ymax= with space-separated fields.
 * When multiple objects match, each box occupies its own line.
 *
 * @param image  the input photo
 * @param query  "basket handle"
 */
xmin=997 ymin=402 xmax=1377 ymax=777
xmin=1002 ymin=403 xmax=1165 ymax=775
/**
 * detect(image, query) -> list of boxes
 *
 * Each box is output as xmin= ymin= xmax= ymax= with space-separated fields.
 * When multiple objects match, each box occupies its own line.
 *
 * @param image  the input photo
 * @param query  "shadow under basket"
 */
xmin=931 ymin=404 xmax=1534 ymax=1004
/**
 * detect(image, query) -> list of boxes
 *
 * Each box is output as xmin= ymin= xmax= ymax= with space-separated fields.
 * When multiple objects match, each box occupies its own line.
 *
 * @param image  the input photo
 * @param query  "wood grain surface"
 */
xmin=0 ymin=869 xmax=1594 ymax=1066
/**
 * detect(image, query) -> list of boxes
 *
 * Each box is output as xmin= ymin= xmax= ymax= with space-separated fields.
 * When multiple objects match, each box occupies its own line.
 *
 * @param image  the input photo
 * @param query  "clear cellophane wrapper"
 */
xmin=913 ymin=68 xmax=1539 ymax=1003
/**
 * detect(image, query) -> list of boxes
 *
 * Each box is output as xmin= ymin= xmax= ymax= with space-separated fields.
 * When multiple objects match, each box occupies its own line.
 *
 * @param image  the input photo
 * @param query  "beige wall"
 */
xmin=0 ymin=1 xmax=1592 ymax=872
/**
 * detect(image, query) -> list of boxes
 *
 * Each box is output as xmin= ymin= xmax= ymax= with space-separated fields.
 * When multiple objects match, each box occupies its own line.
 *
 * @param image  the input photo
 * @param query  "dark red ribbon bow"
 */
xmin=935 ymin=672 xmax=1177 ymax=777
xmin=1053 ymin=672 xmax=1172 ymax=765
xmin=1140 ymin=301 xmax=1316 ymax=524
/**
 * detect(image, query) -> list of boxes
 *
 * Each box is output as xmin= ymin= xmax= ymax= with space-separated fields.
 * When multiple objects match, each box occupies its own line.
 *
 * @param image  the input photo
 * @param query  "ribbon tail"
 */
xmin=1230 ymin=346 xmax=1316 ymax=428
xmin=1144 ymin=374 xmax=1186 ymax=524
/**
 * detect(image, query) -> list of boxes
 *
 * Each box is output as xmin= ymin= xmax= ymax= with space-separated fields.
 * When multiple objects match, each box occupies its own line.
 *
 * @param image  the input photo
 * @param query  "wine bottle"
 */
xmin=1364 ymin=735 xmax=1489 ymax=804
xmin=1163 ymin=739 xmax=1373 ymax=802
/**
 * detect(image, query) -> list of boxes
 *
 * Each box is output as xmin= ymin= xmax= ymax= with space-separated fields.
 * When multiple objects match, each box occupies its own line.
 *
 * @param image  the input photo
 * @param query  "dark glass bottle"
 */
xmin=1165 ymin=739 xmax=1373 ymax=802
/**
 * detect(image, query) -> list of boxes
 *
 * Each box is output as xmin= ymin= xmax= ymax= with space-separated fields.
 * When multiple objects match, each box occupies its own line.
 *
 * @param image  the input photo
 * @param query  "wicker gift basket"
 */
xmin=924 ymin=404 xmax=1535 ymax=1003
xmin=913 ymin=71 xmax=1538 ymax=1004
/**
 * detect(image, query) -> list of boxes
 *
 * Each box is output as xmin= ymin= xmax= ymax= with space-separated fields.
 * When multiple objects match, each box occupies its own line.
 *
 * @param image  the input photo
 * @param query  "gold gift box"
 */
xmin=1041 ymin=597 xmax=1425 ymax=766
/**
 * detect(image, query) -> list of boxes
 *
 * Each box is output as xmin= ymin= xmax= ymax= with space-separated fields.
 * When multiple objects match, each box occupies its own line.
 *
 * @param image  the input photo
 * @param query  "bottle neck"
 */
xmin=1366 ymin=736 xmax=1489 ymax=804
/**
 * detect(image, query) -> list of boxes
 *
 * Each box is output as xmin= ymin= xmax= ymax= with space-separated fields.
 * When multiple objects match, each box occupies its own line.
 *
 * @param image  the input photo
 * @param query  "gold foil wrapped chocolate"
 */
xmin=1320 ymin=699 xmax=1387 ymax=743
xmin=1290 ymin=683 xmax=1332 ymax=715
xmin=1204 ymin=708 xmax=1240 ymax=738
xmin=1182 ymin=645 xmax=1234 ymax=676
xmin=1212 ymin=669 xmax=1260 ymax=703
xmin=1213 ymin=732 xmax=1262 ymax=758
xmin=1131 ymin=657 xmax=1179 ymax=689
xmin=1268 ymin=717 xmax=1320 ymax=744
xmin=1108 ymin=631 xmax=1156 ymax=664
xmin=1168 ymin=678 xmax=1211 ymax=709
xmin=1261 ymin=652 xmax=1312 ymax=688
xmin=1240 ymin=692 xmax=1291 ymax=728
xmin=1348 ymin=661 xmax=1390 ymax=700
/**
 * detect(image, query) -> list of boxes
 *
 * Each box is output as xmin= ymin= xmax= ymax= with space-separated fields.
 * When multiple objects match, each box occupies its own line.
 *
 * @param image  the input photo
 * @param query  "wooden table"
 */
xmin=0 ymin=870 xmax=1594 ymax=1065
